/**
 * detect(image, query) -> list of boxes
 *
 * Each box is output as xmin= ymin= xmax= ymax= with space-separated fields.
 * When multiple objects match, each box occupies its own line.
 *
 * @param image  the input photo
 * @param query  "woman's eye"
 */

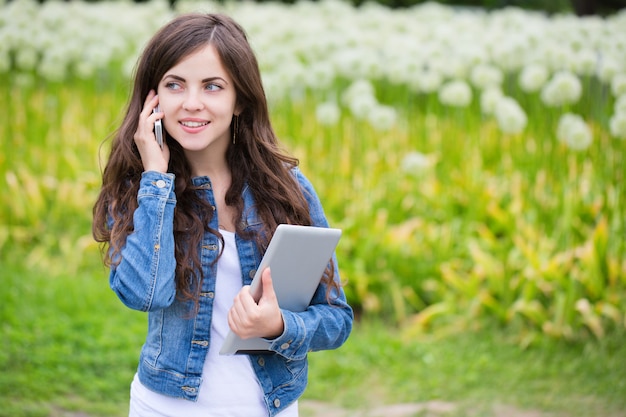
xmin=206 ymin=83 xmax=221 ymax=91
xmin=165 ymin=82 xmax=181 ymax=90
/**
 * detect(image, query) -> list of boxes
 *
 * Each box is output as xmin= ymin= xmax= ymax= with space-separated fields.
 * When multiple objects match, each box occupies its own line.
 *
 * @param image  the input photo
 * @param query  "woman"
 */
xmin=92 ymin=13 xmax=353 ymax=417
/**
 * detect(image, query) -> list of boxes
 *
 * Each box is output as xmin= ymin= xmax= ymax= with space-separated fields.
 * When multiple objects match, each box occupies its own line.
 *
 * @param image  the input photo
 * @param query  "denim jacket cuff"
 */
xmin=139 ymin=171 xmax=176 ymax=200
xmin=268 ymin=309 xmax=307 ymax=359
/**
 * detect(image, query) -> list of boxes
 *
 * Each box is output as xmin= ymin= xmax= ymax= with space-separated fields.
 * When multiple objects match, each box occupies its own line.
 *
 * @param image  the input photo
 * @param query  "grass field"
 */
xmin=2 ymin=251 xmax=626 ymax=416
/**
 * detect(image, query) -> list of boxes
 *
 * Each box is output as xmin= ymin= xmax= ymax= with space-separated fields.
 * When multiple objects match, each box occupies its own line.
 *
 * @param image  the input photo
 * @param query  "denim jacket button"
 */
xmin=257 ymin=357 xmax=265 ymax=366
xmin=155 ymin=180 xmax=166 ymax=188
xmin=280 ymin=342 xmax=290 ymax=350
xmin=273 ymin=399 xmax=281 ymax=408
xmin=249 ymin=269 xmax=256 ymax=279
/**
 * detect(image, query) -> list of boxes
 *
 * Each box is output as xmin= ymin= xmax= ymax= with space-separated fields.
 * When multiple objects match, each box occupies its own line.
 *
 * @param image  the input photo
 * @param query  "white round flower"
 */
xmin=614 ymin=95 xmax=626 ymax=114
xmin=540 ymin=71 xmax=583 ymax=107
xmin=597 ymin=56 xmax=621 ymax=84
xmin=611 ymin=73 xmax=626 ymax=97
xmin=494 ymin=97 xmax=527 ymax=134
xmin=410 ymin=69 xmax=444 ymax=94
xmin=348 ymin=94 xmax=378 ymax=120
xmin=518 ymin=64 xmax=549 ymax=93
xmin=15 ymin=47 xmax=39 ymax=71
xmin=490 ymin=37 xmax=527 ymax=72
xmin=470 ymin=64 xmax=503 ymax=89
xmin=383 ymin=54 xmax=416 ymax=85
xmin=315 ymin=101 xmax=341 ymax=126
xmin=368 ymin=104 xmax=397 ymax=131
xmin=609 ymin=112 xmax=626 ymax=139
xmin=480 ymin=87 xmax=504 ymax=116
xmin=557 ymin=113 xmax=593 ymax=151
xmin=573 ymin=48 xmax=597 ymax=76
xmin=342 ymin=79 xmax=376 ymax=107
xmin=401 ymin=151 xmax=434 ymax=175
xmin=440 ymin=56 xmax=470 ymax=79
xmin=303 ymin=62 xmax=336 ymax=91
xmin=438 ymin=80 xmax=472 ymax=107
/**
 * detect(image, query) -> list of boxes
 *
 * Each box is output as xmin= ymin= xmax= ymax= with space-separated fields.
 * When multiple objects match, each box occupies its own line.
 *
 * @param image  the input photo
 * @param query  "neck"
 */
xmin=185 ymin=148 xmax=229 ymax=179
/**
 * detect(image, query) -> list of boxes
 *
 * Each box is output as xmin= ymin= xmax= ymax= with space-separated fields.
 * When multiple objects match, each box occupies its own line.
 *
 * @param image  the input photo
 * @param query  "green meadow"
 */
xmin=2 ymin=1 xmax=626 ymax=416
xmin=2 ymin=70 xmax=625 ymax=417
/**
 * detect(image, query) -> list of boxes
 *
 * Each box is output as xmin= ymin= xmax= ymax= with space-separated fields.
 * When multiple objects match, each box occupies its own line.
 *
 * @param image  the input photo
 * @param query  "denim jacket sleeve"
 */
xmin=266 ymin=168 xmax=354 ymax=360
xmin=109 ymin=171 xmax=178 ymax=312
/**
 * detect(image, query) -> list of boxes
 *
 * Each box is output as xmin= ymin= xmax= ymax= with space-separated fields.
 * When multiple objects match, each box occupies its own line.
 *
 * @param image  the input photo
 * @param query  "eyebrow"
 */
xmin=162 ymin=74 xmax=229 ymax=84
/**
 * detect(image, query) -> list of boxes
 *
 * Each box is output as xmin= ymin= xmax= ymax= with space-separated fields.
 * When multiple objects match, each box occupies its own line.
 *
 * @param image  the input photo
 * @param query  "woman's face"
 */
xmin=157 ymin=44 xmax=239 ymax=159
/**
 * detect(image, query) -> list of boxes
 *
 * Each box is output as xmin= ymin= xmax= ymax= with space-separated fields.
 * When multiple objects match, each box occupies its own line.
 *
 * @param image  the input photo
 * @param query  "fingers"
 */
xmin=138 ymin=91 xmax=162 ymax=135
xmin=228 ymin=268 xmax=284 ymax=340
xmin=134 ymin=90 xmax=169 ymax=173
xmin=142 ymin=89 xmax=159 ymax=113
xmin=227 ymin=286 xmax=260 ymax=339
xmin=260 ymin=268 xmax=277 ymax=304
xmin=137 ymin=90 xmax=162 ymax=138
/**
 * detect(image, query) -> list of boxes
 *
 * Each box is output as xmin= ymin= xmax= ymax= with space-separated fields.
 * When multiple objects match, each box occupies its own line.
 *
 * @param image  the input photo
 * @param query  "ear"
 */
xmin=234 ymin=103 xmax=243 ymax=117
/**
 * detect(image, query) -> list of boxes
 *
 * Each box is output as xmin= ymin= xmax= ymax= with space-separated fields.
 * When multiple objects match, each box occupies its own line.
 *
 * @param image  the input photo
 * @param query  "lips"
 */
xmin=179 ymin=119 xmax=210 ymax=133
xmin=180 ymin=120 xmax=209 ymax=128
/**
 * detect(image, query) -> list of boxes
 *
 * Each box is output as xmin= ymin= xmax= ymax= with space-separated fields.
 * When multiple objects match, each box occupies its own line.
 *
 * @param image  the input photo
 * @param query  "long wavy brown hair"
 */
xmin=92 ymin=13 xmax=338 ymax=305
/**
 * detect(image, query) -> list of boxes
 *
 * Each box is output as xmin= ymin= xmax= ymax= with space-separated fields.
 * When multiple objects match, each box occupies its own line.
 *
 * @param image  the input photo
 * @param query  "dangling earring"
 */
xmin=232 ymin=115 xmax=239 ymax=145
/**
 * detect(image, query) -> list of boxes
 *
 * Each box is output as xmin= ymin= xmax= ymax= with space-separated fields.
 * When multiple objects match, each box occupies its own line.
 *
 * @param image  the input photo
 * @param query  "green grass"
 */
xmin=308 ymin=321 xmax=626 ymax=416
xmin=0 ymin=248 xmax=143 ymax=417
xmin=2 ymin=252 xmax=625 ymax=417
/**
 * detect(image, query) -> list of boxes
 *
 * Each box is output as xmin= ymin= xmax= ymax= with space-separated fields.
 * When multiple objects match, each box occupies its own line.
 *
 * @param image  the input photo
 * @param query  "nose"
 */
xmin=182 ymin=90 xmax=204 ymax=111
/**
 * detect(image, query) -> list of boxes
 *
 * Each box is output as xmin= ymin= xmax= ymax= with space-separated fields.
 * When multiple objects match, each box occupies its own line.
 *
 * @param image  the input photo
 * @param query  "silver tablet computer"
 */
xmin=219 ymin=224 xmax=342 ymax=355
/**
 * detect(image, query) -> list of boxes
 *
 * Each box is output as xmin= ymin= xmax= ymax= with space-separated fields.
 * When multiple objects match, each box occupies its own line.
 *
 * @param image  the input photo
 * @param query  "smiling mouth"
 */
xmin=180 ymin=121 xmax=209 ymax=128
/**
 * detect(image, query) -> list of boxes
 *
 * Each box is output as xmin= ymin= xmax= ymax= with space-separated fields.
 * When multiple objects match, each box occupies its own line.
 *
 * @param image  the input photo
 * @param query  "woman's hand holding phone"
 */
xmin=134 ymin=90 xmax=170 ymax=174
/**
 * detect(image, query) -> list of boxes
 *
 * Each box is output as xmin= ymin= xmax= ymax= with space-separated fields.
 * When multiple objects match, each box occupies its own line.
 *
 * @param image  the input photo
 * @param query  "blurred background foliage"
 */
xmin=2 ymin=0 xmax=625 ymax=348
xmin=2 ymin=0 xmax=626 ymax=414
xmin=35 ymin=0 xmax=626 ymax=14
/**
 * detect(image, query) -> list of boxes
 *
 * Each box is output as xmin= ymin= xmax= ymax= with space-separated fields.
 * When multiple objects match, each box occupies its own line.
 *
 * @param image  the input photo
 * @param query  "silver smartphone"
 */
xmin=153 ymin=105 xmax=163 ymax=149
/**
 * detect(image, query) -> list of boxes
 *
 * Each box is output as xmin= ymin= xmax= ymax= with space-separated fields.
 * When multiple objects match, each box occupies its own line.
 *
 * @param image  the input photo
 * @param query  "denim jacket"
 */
xmin=109 ymin=169 xmax=353 ymax=416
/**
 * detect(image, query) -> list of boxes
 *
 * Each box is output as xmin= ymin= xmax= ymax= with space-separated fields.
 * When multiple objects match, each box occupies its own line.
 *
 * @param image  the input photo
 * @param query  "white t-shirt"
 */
xmin=129 ymin=230 xmax=298 ymax=417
